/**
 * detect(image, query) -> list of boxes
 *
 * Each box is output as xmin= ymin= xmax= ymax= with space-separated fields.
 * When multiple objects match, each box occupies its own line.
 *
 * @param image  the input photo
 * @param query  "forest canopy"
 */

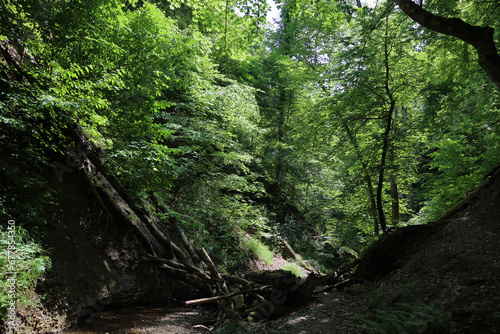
xmin=1 ymin=0 xmax=499 ymax=261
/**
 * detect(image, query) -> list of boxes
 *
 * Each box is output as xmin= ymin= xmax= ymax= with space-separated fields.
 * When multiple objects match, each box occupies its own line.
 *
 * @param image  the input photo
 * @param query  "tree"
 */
xmin=392 ymin=0 xmax=500 ymax=87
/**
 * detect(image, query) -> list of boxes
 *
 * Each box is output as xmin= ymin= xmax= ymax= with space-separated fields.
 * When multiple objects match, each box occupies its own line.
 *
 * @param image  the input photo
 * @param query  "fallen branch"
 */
xmin=314 ymin=278 xmax=353 ymax=293
xmin=317 ymin=260 xmax=359 ymax=286
xmin=184 ymin=285 xmax=272 ymax=307
xmin=281 ymin=239 xmax=318 ymax=274
xmin=150 ymin=192 xmax=202 ymax=267
xmin=146 ymin=255 xmax=210 ymax=279
xmin=221 ymin=274 xmax=251 ymax=288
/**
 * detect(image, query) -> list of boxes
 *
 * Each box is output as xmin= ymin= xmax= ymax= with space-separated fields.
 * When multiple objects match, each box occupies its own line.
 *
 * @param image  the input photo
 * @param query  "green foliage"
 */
xmin=257 ymin=0 xmax=500 ymax=241
xmin=356 ymin=299 xmax=455 ymax=334
xmin=108 ymin=141 xmax=178 ymax=195
xmin=281 ymin=262 xmax=304 ymax=277
xmin=416 ymin=81 xmax=500 ymax=219
xmin=2 ymin=0 xmax=499 ymax=297
xmin=0 ymin=226 xmax=51 ymax=322
xmin=1 ymin=0 xmax=271 ymax=281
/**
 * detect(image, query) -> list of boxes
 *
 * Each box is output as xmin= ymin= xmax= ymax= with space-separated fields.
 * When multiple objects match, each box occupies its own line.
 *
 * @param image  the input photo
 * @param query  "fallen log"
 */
xmin=146 ymin=255 xmax=210 ymax=280
xmin=221 ymin=274 xmax=251 ymax=288
xmin=244 ymin=270 xmax=319 ymax=318
xmin=317 ymin=259 xmax=360 ymax=286
xmin=245 ymin=270 xmax=300 ymax=286
xmin=281 ymin=239 xmax=318 ymax=274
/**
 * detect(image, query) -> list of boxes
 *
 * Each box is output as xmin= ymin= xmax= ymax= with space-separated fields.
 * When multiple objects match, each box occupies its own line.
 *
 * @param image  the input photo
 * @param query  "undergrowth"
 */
xmin=356 ymin=298 xmax=455 ymax=334
xmin=245 ymin=237 xmax=274 ymax=265
xmin=0 ymin=221 xmax=51 ymax=333
xmin=0 ymin=225 xmax=52 ymax=333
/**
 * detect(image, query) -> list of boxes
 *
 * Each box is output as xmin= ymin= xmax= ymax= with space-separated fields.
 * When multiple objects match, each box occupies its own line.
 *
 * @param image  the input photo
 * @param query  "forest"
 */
xmin=1 ymin=0 xmax=499 ymax=333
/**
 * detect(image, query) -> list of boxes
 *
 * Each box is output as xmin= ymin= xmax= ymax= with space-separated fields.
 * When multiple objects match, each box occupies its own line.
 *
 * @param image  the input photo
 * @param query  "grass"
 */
xmin=245 ymin=237 xmax=274 ymax=265
xmin=281 ymin=262 xmax=304 ymax=277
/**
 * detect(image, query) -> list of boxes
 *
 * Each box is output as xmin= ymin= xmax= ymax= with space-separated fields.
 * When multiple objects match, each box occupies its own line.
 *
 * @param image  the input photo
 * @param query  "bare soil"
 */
xmin=62 ymin=305 xmax=213 ymax=334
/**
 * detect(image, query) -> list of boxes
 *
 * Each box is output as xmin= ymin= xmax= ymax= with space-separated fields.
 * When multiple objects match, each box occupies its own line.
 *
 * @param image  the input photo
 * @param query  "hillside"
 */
xmin=255 ymin=169 xmax=500 ymax=333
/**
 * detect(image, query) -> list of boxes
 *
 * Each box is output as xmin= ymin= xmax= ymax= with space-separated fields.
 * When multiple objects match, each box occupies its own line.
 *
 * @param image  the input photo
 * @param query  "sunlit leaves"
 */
xmin=108 ymin=141 xmax=178 ymax=195
xmin=418 ymin=80 xmax=500 ymax=219
xmin=201 ymin=80 xmax=260 ymax=140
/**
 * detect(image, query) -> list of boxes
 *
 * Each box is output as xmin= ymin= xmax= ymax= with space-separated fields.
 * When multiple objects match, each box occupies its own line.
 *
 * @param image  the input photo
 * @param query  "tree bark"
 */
xmin=367 ymin=176 xmax=380 ymax=236
xmin=375 ymin=101 xmax=394 ymax=232
xmin=348 ymin=128 xmax=380 ymax=236
xmin=392 ymin=0 xmax=500 ymax=87
xmin=390 ymin=176 xmax=399 ymax=225
xmin=376 ymin=17 xmax=396 ymax=232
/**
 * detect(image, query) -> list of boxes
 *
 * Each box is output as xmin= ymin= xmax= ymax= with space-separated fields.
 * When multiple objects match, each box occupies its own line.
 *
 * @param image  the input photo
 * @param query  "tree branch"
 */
xmin=184 ymin=285 xmax=272 ymax=307
xmin=392 ymin=0 xmax=500 ymax=87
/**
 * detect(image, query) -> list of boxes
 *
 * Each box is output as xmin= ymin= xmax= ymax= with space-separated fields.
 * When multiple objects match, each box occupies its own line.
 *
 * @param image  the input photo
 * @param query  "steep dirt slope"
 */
xmin=39 ymin=167 xmax=174 ymax=326
xmin=353 ymin=171 xmax=500 ymax=333
xmin=0 ymin=150 xmax=176 ymax=332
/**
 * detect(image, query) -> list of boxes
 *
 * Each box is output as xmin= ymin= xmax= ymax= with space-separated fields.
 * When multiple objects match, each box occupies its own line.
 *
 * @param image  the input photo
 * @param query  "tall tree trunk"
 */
xmin=376 ymin=15 xmax=396 ymax=232
xmin=367 ymin=174 xmax=380 ymax=236
xmin=390 ymin=175 xmax=399 ymax=225
xmin=392 ymin=0 xmax=500 ymax=87
xmin=376 ymin=102 xmax=394 ymax=232
xmin=341 ymin=122 xmax=380 ymax=236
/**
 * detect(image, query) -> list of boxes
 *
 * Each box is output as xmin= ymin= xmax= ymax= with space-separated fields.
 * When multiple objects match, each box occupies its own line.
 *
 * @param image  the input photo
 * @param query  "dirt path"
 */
xmin=63 ymin=305 xmax=213 ymax=334
xmin=61 ymin=290 xmax=369 ymax=334
xmin=250 ymin=290 xmax=368 ymax=334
